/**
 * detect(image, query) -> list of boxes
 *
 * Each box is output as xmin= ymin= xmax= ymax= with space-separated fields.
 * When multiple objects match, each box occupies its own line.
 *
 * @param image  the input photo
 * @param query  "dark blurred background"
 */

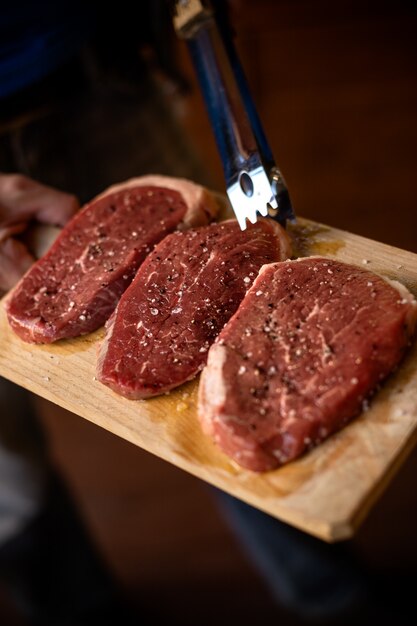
xmin=1 ymin=1 xmax=417 ymax=624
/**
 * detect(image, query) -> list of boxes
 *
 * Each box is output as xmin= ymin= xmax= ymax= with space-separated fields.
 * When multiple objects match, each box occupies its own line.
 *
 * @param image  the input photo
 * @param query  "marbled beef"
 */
xmin=6 ymin=176 xmax=218 ymax=343
xmin=198 ymin=257 xmax=417 ymax=472
xmin=97 ymin=219 xmax=291 ymax=398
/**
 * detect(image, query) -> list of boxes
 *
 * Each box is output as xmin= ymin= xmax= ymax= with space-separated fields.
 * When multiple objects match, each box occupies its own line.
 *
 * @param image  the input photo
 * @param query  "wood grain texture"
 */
xmin=0 ymin=218 xmax=416 ymax=542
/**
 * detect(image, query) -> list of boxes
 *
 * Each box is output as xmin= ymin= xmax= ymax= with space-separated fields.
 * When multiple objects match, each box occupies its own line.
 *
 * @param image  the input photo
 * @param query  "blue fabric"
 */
xmin=214 ymin=490 xmax=371 ymax=621
xmin=0 ymin=1 xmax=96 ymax=97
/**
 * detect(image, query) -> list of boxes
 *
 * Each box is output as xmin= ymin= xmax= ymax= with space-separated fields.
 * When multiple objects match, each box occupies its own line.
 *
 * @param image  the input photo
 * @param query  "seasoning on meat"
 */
xmin=6 ymin=176 xmax=218 ymax=343
xmin=97 ymin=219 xmax=291 ymax=398
xmin=198 ymin=257 xmax=417 ymax=472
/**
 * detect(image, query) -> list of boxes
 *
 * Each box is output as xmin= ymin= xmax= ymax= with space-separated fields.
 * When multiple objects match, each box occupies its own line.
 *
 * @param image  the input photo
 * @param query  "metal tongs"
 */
xmin=172 ymin=0 xmax=295 ymax=230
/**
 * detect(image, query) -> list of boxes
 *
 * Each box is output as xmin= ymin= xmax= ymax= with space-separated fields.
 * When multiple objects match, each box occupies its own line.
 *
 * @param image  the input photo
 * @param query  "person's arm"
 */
xmin=0 ymin=174 xmax=79 ymax=292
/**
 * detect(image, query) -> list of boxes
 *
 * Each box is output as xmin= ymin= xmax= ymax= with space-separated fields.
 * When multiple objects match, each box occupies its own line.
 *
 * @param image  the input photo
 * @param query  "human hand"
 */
xmin=0 ymin=174 xmax=79 ymax=292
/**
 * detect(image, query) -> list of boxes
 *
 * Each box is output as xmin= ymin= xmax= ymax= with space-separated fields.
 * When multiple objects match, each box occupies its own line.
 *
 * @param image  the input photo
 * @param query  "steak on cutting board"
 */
xmin=198 ymin=257 xmax=417 ymax=472
xmin=97 ymin=219 xmax=291 ymax=399
xmin=6 ymin=176 xmax=218 ymax=343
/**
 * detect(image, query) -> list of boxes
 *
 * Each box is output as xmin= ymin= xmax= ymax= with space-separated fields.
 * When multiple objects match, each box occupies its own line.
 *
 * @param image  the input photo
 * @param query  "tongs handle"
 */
xmin=172 ymin=0 xmax=294 ymax=227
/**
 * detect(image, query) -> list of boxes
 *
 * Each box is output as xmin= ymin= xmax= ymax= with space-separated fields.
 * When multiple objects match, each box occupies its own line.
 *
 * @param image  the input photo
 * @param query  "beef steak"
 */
xmin=198 ymin=257 xmax=417 ymax=472
xmin=97 ymin=219 xmax=291 ymax=399
xmin=6 ymin=176 xmax=218 ymax=343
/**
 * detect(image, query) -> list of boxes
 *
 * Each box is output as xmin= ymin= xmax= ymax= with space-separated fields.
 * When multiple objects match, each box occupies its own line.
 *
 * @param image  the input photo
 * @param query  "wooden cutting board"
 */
xmin=1 ymin=217 xmax=416 ymax=542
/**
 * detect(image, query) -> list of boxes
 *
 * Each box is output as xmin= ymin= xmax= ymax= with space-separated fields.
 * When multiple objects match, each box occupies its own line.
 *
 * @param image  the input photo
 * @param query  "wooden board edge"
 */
xmin=344 ymin=425 xmax=417 ymax=539
xmin=0 ymin=362 xmax=339 ymax=541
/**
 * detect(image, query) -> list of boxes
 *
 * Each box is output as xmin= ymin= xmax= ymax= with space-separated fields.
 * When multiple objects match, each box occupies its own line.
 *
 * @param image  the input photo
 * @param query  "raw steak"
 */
xmin=198 ymin=257 xmax=417 ymax=472
xmin=6 ymin=176 xmax=218 ymax=343
xmin=97 ymin=219 xmax=291 ymax=399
